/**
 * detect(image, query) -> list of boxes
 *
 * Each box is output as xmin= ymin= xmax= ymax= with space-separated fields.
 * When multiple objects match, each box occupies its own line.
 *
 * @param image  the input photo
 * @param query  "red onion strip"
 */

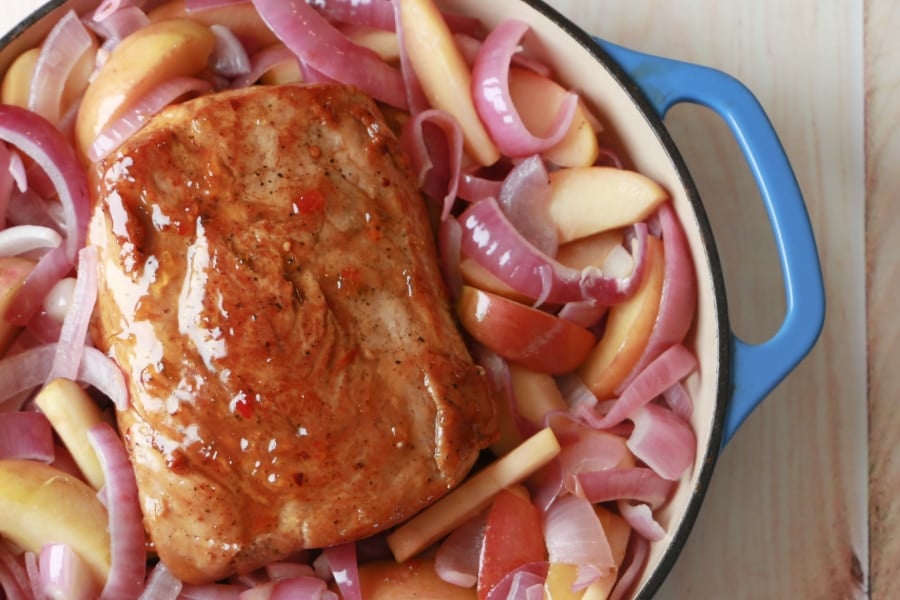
xmin=578 ymin=467 xmax=676 ymax=509
xmin=483 ymin=562 xmax=548 ymax=600
xmin=89 ymin=77 xmax=213 ymax=162
xmin=543 ymin=494 xmax=614 ymax=589
xmin=87 ymin=422 xmax=146 ymax=600
xmin=459 ymin=196 xmax=649 ymax=304
xmin=93 ymin=0 xmax=137 ymax=22
xmin=265 ymin=562 xmax=314 ymax=581
xmin=0 ymin=411 xmax=55 ymax=461
xmin=663 ymin=381 xmax=693 ymax=421
xmin=616 ymin=202 xmax=698 ymax=393
xmin=609 ymin=535 xmax=650 ymax=600
xmin=435 ymin=512 xmax=486 ymax=587
xmin=315 ymin=0 xmax=396 ymax=31
xmin=25 ymin=551 xmax=43 ymax=600
xmin=472 ymin=20 xmax=578 ymax=157
xmin=0 ymin=225 xmax=62 ymax=256
xmin=390 ymin=0 xmax=429 ymax=115
xmin=88 ymin=5 xmax=150 ymax=41
xmin=626 ymin=402 xmax=696 ymax=481
xmin=498 ymin=154 xmax=557 ymax=257
xmin=457 ymin=171 xmax=502 ymax=203
xmin=186 ymin=0 xmax=248 ymax=11
xmin=40 ymin=543 xmax=100 ymax=600
xmin=0 ymin=144 xmax=12 ymax=229
xmin=322 ymin=543 xmax=361 ymax=600
xmin=138 ymin=562 xmax=182 ymax=600
xmin=400 ymin=109 xmax=463 ymax=220
xmin=210 ymin=25 xmax=252 ymax=77
xmin=616 ymin=500 xmax=665 ymax=542
xmin=0 ymin=105 xmax=90 ymax=322
xmin=437 ymin=215 xmax=463 ymax=299
xmin=7 ymin=246 xmax=72 ymax=326
xmin=231 ymin=45 xmax=298 ymax=89
xmin=251 ymin=0 xmax=407 ymax=108
xmin=28 ymin=10 xmax=93 ymax=125
xmin=0 ymin=543 xmax=30 ymax=600
xmin=181 ymin=583 xmax=246 ymax=599
xmin=48 ymin=246 xmax=98 ymax=383
xmin=8 ymin=150 xmax=26 ymax=194
xmin=578 ymin=343 xmax=697 ymax=428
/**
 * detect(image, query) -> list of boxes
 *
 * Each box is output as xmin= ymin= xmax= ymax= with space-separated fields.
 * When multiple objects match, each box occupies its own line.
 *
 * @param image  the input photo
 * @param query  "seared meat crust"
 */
xmin=89 ymin=84 xmax=496 ymax=583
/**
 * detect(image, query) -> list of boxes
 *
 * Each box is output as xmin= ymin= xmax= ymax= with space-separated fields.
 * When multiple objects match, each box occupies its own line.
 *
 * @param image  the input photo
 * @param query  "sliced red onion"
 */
xmin=138 ymin=562 xmax=182 ymax=600
xmin=0 ymin=411 xmax=55 ymax=461
xmin=252 ymin=0 xmax=407 ymax=108
xmin=437 ymin=215 xmax=463 ymax=299
xmin=79 ymin=347 xmax=129 ymax=410
xmin=0 ymin=542 xmax=30 ymax=600
xmin=577 ymin=344 xmax=697 ymax=429
xmin=400 ymin=109 xmax=463 ymax=221
xmin=314 ymin=0 xmax=396 ymax=31
xmin=616 ymin=203 xmax=698 ymax=393
xmin=483 ymin=562 xmax=548 ymax=600
xmin=26 ymin=311 xmax=63 ymax=347
xmin=543 ymin=494 xmax=614 ymax=589
xmin=25 ymin=551 xmax=43 ymax=600
xmin=556 ymin=300 xmax=607 ymax=328
xmin=8 ymin=150 xmax=27 ymax=194
xmin=556 ymin=373 xmax=598 ymax=410
xmin=210 ymin=25 xmax=252 ymax=77
xmin=322 ymin=543 xmax=360 ymax=600
xmin=0 ymin=144 xmax=13 ymax=229
xmin=93 ymin=0 xmax=138 ymax=22
xmin=40 ymin=543 xmax=99 ymax=600
xmin=472 ymin=20 xmax=578 ymax=157
xmin=609 ymin=535 xmax=649 ymax=600
xmin=434 ymin=512 xmax=486 ymax=588
xmin=88 ymin=5 xmax=150 ymax=41
xmin=242 ymin=576 xmax=334 ymax=600
xmin=458 ymin=171 xmax=502 ymax=203
xmin=498 ymin=155 xmax=556 ymax=256
xmin=181 ymin=583 xmax=246 ymax=599
xmin=0 ymin=105 xmax=90 ymax=322
xmin=47 ymin=246 xmax=98 ymax=383
xmin=28 ymin=10 xmax=93 ymax=125
xmin=0 ymin=225 xmax=62 ymax=257
xmin=88 ymin=77 xmax=213 ymax=162
xmin=626 ymin=403 xmax=696 ymax=481
xmin=186 ymin=0 xmax=248 ymax=11
xmin=87 ymin=422 xmax=145 ymax=599
xmin=578 ymin=467 xmax=675 ymax=509
xmin=662 ymin=381 xmax=693 ymax=421
xmin=454 ymin=33 xmax=550 ymax=77
xmin=617 ymin=500 xmax=665 ymax=542
xmin=6 ymin=245 xmax=72 ymax=326
xmin=389 ymin=0 xmax=429 ymax=115
xmin=459 ymin=196 xmax=649 ymax=304
xmin=230 ymin=45 xmax=297 ymax=89
xmin=6 ymin=189 xmax=63 ymax=232
xmin=265 ymin=562 xmax=314 ymax=581
xmin=556 ymin=429 xmax=628 ymax=496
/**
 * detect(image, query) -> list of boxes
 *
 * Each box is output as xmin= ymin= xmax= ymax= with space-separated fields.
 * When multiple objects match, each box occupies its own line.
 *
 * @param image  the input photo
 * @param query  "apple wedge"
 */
xmin=555 ymin=228 xmax=625 ymax=270
xmin=508 ymin=67 xmax=599 ymax=168
xmin=0 ymin=257 xmax=34 ymax=355
xmin=579 ymin=236 xmax=664 ymax=399
xmin=549 ymin=166 xmax=668 ymax=244
xmin=459 ymin=256 xmax=533 ymax=304
xmin=509 ymin=363 xmax=568 ymax=426
xmin=457 ymin=286 xmax=596 ymax=375
xmin=149 ymin=0 xmax=279 ymax=51
xmin=0 ymin=459 xmax=110 ymax=589
xmin=75 ymin=18 xmax=216 ymax=159
xmin=398 ymin=0 xmax=500 ymax=166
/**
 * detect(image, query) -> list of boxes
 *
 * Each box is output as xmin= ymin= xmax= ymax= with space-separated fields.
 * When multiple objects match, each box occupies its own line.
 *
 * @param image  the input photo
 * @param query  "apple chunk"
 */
xmin=508 ymin=67 xmax=599 ymax=168
xmin=0 ymin=257 xmax=34 ymax=354
xmin=398 ymin=0 xmax=499 ymax=166
xmin=457 ymin=286 xmax=596 ymax=375
xmin=548 ymin=166 xmax=668 ymax=244
xmin=578 ymin=236 xmax=664 ymax=399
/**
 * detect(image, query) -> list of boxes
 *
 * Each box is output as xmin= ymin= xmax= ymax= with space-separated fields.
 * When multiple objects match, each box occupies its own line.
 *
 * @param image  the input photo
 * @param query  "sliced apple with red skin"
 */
xmin=459 ymin=257 xmax=534 ymax=304
xmin=508 ymin=67 xmax=600 ymax=168
xmin=555 ymin=229 xmax=625 ymax=270
xmin=398 ymin=0 xmax=499 ymax=166
xmin=457 ymin=286 xmax=596 ymax=375
xmin=0 ymin=257 xmax=34 ymax=354
xmin=578 ymin=236 xmax=664 ymax=399
xmin=549 ymin=166 xmax=668 ymax=244
xmin=477 ymin=486 xmax=546 ymax=600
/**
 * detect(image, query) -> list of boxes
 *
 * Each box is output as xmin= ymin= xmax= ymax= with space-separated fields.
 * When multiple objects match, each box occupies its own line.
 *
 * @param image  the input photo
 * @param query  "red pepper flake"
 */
xmin=234 ymin=398 xmax=253 ymax=419
xmin=294 ymin=189 xmax=326 ymax=215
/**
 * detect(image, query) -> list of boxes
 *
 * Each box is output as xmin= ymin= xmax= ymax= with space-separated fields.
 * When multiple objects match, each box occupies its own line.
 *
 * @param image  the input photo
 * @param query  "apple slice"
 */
xmin=398 ymin=0 xmax=500 ymax=166
xmin=149 ymin=0 xmax=279 ymax=51
xmin=0 ymin=257 xmax=34 ymax=354
xmin=509 ymin=363 xmax=568 ymax=426
xmin=548 ymin=167 xmax=668 ymax=244
xmin=457 ymin=286 xmax=596 ymax=375
xmin=578 ymin=236 xmax=664 ymax=399
xmin=477 ymin=487 xmax=545 ymax=599
xmin=581 ymin=506 xmax=632 ymax=599
xmin=75 ymin=18 xmax=216 ymax=159
xmin=353 ymin=557 xmax=475 ymax=599
xmin=0 ymin=459 xmax=110 ymax=589
xmin=1 ymin=48 xmax=39 ymax=108
xmin=508 ymin=67 xmax=599 ymax=168
xmin=459 ymin=257 xmax=533 ymax=304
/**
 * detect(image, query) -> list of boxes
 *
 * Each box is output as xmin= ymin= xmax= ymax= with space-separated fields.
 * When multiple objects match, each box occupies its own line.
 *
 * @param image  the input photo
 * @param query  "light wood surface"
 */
xmin=0 ymin=1 xmax=880 ymax=598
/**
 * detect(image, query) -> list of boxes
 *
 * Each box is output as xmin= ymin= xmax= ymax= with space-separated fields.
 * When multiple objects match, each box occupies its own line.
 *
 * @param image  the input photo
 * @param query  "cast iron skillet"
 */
xmin=0 ymin=1 xmax=826 ymax=597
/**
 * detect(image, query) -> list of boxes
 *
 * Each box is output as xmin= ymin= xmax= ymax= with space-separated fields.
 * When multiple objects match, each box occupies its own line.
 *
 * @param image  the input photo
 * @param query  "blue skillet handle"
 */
xmin=593 ymin=39 xmax=825 ymax=446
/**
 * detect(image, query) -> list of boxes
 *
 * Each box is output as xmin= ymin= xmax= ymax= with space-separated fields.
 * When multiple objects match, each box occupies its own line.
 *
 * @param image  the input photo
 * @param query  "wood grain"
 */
xmin=543 ymin=1 xmax=869 ymax=598
xmin=865 ymin=0 xmax=899 ymax=597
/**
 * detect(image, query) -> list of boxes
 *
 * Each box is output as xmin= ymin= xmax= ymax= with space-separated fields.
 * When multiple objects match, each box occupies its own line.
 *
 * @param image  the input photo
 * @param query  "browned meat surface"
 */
xmin=88 ymin=84 xmax=497 ymax=584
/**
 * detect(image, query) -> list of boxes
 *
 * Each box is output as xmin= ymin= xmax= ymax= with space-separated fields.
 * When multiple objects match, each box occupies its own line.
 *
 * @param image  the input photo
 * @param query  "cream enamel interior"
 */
xmin=0 ymin=1 xmax=726 ymax=598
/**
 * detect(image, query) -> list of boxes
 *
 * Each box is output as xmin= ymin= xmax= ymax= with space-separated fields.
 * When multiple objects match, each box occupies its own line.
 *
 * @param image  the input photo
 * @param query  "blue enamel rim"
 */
xmin=0 ymin=1 xmax=825 ymax=599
